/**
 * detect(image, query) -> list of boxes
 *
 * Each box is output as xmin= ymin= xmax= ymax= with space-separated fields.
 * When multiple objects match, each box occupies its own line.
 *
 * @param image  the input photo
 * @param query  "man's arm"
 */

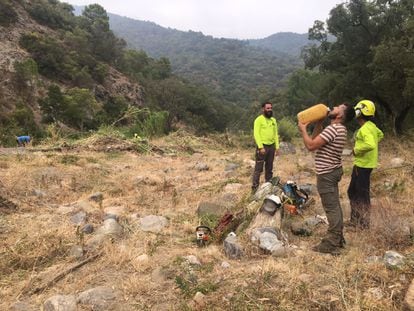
xmin=298 ymin=122 xmax=327 ymax=151
xmin=274 ymin=119 xmax=280 ymax=155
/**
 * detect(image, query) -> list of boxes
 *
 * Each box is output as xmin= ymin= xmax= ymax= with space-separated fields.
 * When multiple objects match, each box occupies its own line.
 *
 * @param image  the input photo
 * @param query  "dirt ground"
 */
xmin=1 ymin=133 xmax=413 ymax=310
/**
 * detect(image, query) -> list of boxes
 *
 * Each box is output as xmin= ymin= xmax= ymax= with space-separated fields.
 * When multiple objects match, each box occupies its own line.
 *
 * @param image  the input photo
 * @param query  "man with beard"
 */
xmin=298 ymin=103 xmax=355 ymax=255
xmin=252 ymin=101 xmax=280 ymax=193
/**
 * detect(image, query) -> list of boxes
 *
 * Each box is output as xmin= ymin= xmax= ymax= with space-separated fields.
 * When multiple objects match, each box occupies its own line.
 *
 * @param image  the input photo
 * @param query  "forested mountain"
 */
xmin=108 ymin=14 xmax=303 ymax=105
xmin=248 ymin=32 xmax=312 ymax=56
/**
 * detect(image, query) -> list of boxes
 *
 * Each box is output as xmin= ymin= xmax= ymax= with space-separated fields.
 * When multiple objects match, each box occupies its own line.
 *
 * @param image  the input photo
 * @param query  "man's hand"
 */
xmin=259 ymin=148 xmax=266 ymax=155
xmin=298 ymin=121 xmax=309 ymax=133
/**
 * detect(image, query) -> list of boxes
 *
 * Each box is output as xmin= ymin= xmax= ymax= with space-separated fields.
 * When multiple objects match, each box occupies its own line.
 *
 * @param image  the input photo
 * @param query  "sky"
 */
xmin=65 ymin=0 xmax=343 ymax=39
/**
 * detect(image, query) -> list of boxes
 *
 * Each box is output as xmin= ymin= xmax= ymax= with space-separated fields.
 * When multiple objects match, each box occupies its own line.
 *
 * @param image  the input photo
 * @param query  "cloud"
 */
xmin=67 ymin=0 xmax=342 ymax=39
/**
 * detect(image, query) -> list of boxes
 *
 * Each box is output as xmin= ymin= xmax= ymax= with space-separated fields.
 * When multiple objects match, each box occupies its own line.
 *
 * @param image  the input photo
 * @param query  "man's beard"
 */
xmin=264 ymin=111 xmax=273 ymax=118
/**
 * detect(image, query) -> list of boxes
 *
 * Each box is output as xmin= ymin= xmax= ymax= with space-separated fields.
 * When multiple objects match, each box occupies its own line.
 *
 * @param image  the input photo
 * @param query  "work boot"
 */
xmin=312 ymin=240 xmax=341 ymax=255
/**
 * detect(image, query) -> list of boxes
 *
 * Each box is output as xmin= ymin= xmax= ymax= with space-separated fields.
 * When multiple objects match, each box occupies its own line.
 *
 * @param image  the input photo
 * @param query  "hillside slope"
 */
xmin=0 ymin=1 xmax=143 ymax=135
xmin=108 ymin=13 xmax=302 ymax=105
xmin=1 ymin=133 xmax=413 ymax=310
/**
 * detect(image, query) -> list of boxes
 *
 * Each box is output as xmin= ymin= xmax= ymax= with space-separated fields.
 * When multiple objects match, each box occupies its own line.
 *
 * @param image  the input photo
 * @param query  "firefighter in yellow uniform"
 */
xmin=347 ymin=100 xmax=384 ymax=228
xmin=252 ymin=101 xmax=279 ymax=193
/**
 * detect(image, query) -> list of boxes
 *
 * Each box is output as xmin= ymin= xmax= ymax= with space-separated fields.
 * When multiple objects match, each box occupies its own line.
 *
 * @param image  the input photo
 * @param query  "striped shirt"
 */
xmin=315 ymin=123 xmax=347 ymax=174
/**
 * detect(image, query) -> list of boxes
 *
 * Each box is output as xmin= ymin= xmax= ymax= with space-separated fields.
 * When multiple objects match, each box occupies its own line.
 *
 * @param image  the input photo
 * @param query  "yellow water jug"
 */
xmin=297 ymin=104 xmax=330 ymax=124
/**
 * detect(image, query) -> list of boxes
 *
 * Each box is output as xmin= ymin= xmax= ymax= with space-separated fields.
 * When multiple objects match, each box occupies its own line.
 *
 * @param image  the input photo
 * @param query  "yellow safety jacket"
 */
xmin=253 ymin=115 xmax=279 ymax=149
xmin=353 ymin=121 xmax=384 ymax=168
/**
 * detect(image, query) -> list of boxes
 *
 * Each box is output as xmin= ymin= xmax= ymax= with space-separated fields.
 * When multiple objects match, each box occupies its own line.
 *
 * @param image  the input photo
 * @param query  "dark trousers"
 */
xmin=347 ymin=166 xmax=372 ymax=228
xmin=317 ymin=167 xmax=344 ymax=246
xmin=252 ymin=144 xmax=275 ymax=190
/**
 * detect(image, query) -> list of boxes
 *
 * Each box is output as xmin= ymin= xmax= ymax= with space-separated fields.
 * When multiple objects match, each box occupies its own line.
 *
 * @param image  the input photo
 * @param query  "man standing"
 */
xmin=347 ymin=100 xmax=383 ymax=229
xmin=298 ymin=103 xmax=355 ymax=254
xmin=252 ymin=102 xmax=279 ymax=193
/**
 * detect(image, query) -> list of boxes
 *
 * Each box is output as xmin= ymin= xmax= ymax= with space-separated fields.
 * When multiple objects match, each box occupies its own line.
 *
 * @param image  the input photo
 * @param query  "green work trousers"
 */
xmin=317 ymin=167 xmax=344 ymax=247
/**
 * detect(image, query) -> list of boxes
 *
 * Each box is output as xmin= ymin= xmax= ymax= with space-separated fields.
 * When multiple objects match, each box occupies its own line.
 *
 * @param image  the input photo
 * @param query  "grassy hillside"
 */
xmin=1 ymin=131 xmax=413 ymax=310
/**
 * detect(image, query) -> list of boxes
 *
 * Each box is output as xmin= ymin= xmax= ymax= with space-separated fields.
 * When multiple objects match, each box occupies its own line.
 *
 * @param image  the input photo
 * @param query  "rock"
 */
xmin=223 ymin=183 xmax=243 ymax=193
xmin=139 ymin=215 xmax=168 ymax=233
xmin=279 ymin=142 xmax=296 ymax=155
xmin=77 ymin=286 xmax=117 ymax=310
xmin=304 ymin=215 xmax=327 ymax=229
xmin=298 ymin=183 xmax=317 ymax=196
xmin=81 ymin=224 xmax=94 ymax=234
xmin=89 ymin=192 xmax=104 ymax=203
xmin=221 ymin=261 xmax=230 ymax=269
xmin=43 ymin=294 xmax=77 ymax=311
xmin=194 ymin=162 xmax=209 ymax=171
xmin=223 ymin=233 xmax=244 ymax=259
xmin=384 ymin=251 xmax=405 ymax=268
xmin=342 ymin=148 xmax=353 ymax=156
xmin=258 ymin=231 xmax=284 ymax=253
xmin=70 ymin=211 xmax=87 ymax=225
xmin=104 ymin=205 xmax=126 ymax=217
xmin=10 ymin=301 xmax=36 ymax=311
xmin=405 ymin=278 xmax=414 ymax=311
xmin=391 ymin=157 xmax=404 ymax=167
xmin=103 ymin=213 xmax=118 ymax=221
xmin=244 ymin=159 xmax=255 ymax=168
xmin=185 ymin=255 xmax=201 ymax=265
xmin=56 ymin=205 xmax=77 ymax=215
xmin=95 ymin=218 xmax=123 ymax=236
xmin=136 ymin=254 xmax=149 ymax=262
xmin=365 ymin=287 xmax=383 ymax=299
xmin=193 ymin=291 xmax=206 ymax=308
xmin=197 ymin=202 xmax=226 ymax=217
xmin=32 ymin=189 xmax=46 ymax=197
xmin=224 ymin=163 xmax=240 ymax=171
xmin=69 ymin=245 xmax=84 ymax=259
xmin=291 ymin=221 xmax=312 ymax=236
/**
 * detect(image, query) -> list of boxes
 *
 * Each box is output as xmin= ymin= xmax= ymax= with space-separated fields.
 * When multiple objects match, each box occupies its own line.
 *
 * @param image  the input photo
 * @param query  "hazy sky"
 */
xmin=65 ymin=0 xmax=343 ymax=39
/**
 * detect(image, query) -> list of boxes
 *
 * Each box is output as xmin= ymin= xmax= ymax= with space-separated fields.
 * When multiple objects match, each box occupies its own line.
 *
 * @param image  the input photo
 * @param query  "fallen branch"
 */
xmin=24 ymin=253 xmax=101 ymax=295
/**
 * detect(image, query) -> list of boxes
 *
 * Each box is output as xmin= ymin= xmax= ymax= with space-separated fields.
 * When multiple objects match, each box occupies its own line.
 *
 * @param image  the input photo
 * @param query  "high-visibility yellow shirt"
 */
xmin=353 ymin=121 xmax=384 ymax=168
xmin=253 ymin=115 xmax=279 ymax=149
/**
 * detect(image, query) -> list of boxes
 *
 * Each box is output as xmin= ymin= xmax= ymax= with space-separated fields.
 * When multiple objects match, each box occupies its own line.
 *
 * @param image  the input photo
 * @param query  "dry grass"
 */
xmin=0 ymin=133 xmax=413 ymax=310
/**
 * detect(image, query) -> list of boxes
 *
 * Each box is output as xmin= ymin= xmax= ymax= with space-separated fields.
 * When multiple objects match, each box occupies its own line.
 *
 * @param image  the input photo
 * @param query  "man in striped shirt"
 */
xmin=298 ymin=103 xmax=355 ymax=255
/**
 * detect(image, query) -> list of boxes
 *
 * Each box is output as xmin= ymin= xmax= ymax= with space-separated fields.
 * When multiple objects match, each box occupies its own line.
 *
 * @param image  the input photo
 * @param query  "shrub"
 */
xmin=278 ymin=117 xmax=299 ymax=142
xmin=0 ymin=0 xmax=18 ymax=27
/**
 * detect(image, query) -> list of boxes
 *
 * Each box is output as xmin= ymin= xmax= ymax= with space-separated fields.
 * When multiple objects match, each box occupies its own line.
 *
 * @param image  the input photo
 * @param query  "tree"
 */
xmin=62 ymin=88 xmax=101 ymax=130
xmin=39 ymin=84 xmax=65 ymax=123
xmin=303 ymin=0 xmax=414 ymax=134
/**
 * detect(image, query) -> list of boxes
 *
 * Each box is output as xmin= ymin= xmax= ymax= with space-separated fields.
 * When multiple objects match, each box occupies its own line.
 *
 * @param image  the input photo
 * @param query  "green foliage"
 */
xmin=278 ymin=117 xmax=299 ymax=142
xmin=78 ymin=4 xmax=125 ymax=64
xmin=39 ymin=85 xmax=101 ymax=130
xmin=0 ymin=0 xmax=17 ymax=27
xmin=63 ymin=88 xmax=102 ymax=130
xmin=0 ymin=100 xmax=41 ymax=146
xmin=302 ymin=0 xmax=414 ymax=134
xmin=19 ymin=33 xmax=70 ymax=80
xmin=26 ymin=0 xmax=75 ymax=30
xmin=109 ymin=15 xmax=302 ymax=106
xmin=12 ymin=58 xmax=38 ymax=94
xmin=39 ymin=84 xmax=64 ymax=123
xmin=128 ymin=110 xmax=169 ymax=138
